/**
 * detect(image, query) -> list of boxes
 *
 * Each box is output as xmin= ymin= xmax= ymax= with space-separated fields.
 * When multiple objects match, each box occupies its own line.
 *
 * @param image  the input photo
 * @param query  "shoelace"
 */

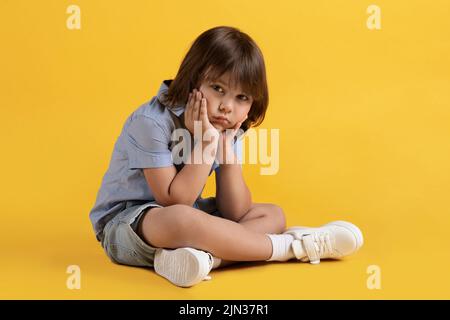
xmin=292 ymin=232 xmax=334 ymax=264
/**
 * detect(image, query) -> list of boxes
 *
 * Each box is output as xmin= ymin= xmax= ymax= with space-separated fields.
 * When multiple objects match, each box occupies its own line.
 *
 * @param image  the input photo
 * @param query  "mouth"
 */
xmin=211 ymin=116 xmax=230 ymax=125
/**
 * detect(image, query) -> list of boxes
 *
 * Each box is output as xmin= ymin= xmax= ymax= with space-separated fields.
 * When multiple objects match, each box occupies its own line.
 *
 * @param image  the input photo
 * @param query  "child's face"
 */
xmin=198 ymin=72 xmax=253 ymax=131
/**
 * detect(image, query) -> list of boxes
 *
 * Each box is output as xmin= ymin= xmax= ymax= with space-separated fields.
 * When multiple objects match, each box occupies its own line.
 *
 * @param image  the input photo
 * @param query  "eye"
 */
xmin=211 ymin=85 xmax=224 ymax=93
xmin=212 ymin=84 xmax=250 ymax=102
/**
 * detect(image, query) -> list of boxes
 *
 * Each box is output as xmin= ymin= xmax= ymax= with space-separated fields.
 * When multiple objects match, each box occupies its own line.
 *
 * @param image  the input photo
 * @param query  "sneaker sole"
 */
xmin=324 ymin=220 xmax=364 ymax=250
xmin=154 ymin=248 xmax=210 ymax=287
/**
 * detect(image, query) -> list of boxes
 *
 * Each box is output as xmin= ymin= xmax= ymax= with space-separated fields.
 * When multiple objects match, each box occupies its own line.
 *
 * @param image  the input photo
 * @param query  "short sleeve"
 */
xmin=124 ymin=116 xmax=173 ymax=169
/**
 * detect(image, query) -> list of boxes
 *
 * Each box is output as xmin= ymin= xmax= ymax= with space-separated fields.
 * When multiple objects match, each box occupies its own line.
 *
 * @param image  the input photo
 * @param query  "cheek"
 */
xmin=238 ymin=105 xmax=251 ymax=118
xmin=206 ymin=104 xmax=215 ymax=116
xmin=203 ymin=94 xmax=216 ymax=112
xmin=205 ymin=99 xmax=217 ymax=116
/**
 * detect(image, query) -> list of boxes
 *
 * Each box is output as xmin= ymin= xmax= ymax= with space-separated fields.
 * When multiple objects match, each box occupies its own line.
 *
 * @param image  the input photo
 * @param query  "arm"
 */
xmin=215 ymin=161 xmax=252 ymax=221
xmin=144 ymin=138 xmax=218 ymax=207
xmin=215 ymin=137 xmax=252 ymax=221
xmin=143 ymin=89 xmax=220 ymax=207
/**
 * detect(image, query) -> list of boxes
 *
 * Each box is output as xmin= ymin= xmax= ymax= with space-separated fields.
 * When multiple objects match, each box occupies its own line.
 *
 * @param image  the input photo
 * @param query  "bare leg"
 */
xmin=215 ymin=202 xmax=286 ymax=267
xmin=138 ymin=203 xmax=285 ymax=262
xmin=235 ymin=202 xmax=286 ymax=234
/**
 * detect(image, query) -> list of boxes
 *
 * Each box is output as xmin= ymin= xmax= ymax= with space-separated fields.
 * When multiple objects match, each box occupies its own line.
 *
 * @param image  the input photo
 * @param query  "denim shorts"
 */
xmin=100 ymin=197 xmax=220 ymax=268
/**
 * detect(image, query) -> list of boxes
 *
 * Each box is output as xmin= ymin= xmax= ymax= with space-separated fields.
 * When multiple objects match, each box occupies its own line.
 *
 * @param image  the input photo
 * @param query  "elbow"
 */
xmin=218 ymin=205 xmax=248 ymax=222
xmin=173 ymin=196 xmax=197 ymax=207
xmin=236 ymin=190 xmax=252 ymax=216
xmin=158 ymin=193 xmax=197 ymax=207
xmin=235 ymin=201 xmax=253 ymax=221
xmin=217 ymin=194 xmax=252 ymax=222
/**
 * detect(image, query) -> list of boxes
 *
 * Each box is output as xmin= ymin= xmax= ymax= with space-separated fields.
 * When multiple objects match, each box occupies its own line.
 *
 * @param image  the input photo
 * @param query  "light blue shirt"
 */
xmin=89 ymin=80 xmax=242 ymax=241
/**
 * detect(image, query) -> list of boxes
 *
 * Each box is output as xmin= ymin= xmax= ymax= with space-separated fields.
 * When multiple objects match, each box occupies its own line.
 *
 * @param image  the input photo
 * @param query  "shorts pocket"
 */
xmin=105 ymin=242 xmax=140 ymax=265
xmin=103 ymin=221 xmax=147 ymax=266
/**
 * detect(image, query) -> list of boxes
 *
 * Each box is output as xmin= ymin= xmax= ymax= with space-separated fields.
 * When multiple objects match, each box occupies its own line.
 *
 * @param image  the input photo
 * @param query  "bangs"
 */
xmin=201 ymin=58 xmax=264 ymax=101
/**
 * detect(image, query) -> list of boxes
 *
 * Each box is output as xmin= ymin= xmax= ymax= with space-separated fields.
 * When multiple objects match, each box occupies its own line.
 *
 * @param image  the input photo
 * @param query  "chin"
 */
xmin=214 ymin=126 xmax=225 ymax=133
xmin=212 ymin=122 xmax=227 ymax=130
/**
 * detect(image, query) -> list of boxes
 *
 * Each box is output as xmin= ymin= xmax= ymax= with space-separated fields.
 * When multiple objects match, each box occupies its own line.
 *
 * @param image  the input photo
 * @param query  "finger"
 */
xmin=186 ymin=92 xmax=192 ymax=112
xmin=229 ymin=116 xmax=246 ymax=138
xmin=237 ymin=115 xmax=248 ymax=130
xmin=233 ymin=117 xmax=245 ymax=131
xmin=193 ymin=90 xmax=201 ymax=121
xmin=197 ymin=90 xmax=204 ymax=120
xmin=187 ymin=92 xmax=192 ymax=105
xmin=189 ymin=91 xmax=196 ymax=110
xmin=200 ymin=98 xmax=208 ymax=121
xmin=185 ymin=92 xmax=193 ymax=120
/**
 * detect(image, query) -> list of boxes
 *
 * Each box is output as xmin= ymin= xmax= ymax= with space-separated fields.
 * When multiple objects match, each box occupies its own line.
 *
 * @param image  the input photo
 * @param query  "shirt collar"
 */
xmin=157 ymin=80 xmax=185 ymax=117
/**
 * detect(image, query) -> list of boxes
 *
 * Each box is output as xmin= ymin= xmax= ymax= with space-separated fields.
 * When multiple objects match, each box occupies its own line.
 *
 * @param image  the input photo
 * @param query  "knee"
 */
xmin=143 ymin=204 xmax=204 ymax=248
xmin=167 ymin=204 xmax=203 ymax=234
xmin=164 ymin=204 xmax=211 ymax=241
xmin=268 ymin=204 xmax=286 ymax=233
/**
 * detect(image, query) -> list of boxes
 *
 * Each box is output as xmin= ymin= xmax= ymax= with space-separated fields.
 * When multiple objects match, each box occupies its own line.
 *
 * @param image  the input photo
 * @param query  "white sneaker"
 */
xmin=154 ymin=247 xmax=213 ymax=287
xmin=284 ymin=220 xmax=364 ymax=264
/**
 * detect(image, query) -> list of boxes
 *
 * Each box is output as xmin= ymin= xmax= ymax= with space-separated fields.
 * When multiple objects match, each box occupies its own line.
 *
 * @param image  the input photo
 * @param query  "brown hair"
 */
xmin=161 ymin=26 xmax=269 ymax=132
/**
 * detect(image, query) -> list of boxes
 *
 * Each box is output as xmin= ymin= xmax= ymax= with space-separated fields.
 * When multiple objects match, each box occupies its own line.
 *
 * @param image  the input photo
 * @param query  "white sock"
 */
xmin=211 ymin=256 xmax=222 ymax=269
xmin=266 ymin=234 xmax=304 ymax=261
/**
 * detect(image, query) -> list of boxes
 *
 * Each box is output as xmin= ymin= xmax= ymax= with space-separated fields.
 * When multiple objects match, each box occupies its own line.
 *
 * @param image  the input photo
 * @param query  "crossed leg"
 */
xmin=137 ymin=202 xmax=286 ymax=265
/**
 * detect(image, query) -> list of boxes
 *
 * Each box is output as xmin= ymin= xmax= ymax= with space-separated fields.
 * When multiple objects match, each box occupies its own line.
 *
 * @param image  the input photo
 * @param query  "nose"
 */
xmin=219 ymin=98 xmax=233 ymax=114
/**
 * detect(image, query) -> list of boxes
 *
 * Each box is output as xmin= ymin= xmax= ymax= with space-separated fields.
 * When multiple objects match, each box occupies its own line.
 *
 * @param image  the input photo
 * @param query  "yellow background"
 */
xmin=1 ymin=0 xmax=449 ymax=299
